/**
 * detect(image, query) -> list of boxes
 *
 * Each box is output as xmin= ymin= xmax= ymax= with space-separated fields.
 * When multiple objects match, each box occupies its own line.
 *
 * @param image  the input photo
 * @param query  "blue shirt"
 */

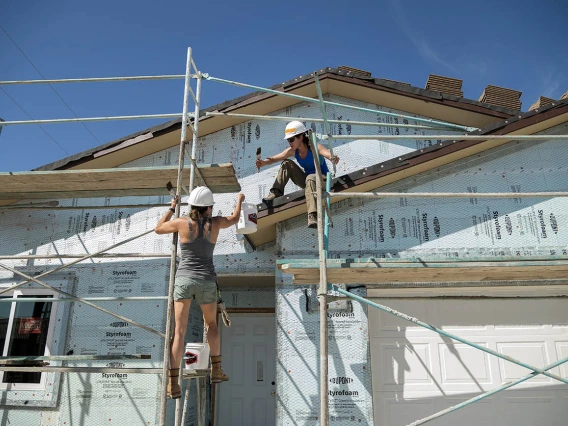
xmin=295 ymin=148 xmax=329 ymax=175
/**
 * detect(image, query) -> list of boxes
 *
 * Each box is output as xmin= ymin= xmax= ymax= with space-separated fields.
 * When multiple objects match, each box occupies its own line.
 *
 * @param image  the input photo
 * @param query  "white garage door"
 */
xmin=369 ymin=297 xmax=568 ymax=426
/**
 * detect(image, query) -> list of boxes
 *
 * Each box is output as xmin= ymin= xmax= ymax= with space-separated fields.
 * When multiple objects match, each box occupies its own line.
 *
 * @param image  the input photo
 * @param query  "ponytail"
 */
xmin=189 ymin=206 xmax=210 ymax=221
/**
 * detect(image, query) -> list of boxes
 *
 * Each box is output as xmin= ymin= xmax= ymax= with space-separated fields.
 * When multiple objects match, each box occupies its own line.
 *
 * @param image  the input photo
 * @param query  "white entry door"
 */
xmin=216 ymin=314 xmax=276 ymax=426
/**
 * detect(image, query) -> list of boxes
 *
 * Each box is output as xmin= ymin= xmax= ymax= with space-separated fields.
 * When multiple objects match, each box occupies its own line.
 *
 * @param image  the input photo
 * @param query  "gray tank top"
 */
xmin=176 ymin=217 xmax=217 ymax=281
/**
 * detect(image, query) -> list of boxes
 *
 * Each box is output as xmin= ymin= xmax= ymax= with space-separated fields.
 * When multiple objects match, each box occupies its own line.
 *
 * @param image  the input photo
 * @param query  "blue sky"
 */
xmin=1 ymin=0 xmax=566 ymax=172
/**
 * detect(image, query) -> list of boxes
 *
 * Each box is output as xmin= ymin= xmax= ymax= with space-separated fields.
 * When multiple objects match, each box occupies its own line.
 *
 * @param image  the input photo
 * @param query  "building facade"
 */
xmin=1 ymin=68 xmax=567 ymax=425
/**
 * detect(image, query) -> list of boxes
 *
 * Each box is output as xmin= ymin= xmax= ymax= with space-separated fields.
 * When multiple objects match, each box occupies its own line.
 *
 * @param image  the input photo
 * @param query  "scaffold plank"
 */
xmin=0 ymin=164 xmax=240 ymax=201
xmin=278 ymin=257 xmax=568 ymax=284
xmin=0 ymin=366 xmax=210 ymax=375
xmin=0 ymin=354 xmax=151 ymax=365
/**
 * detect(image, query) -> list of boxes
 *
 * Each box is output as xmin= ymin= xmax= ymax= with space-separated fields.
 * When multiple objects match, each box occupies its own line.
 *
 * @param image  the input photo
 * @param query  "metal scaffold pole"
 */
xmin=309 ymin=131 xmax=329 ymax=425
xmin=159 ymin=46 xmax=194 ymax=426
xmin=175 ymin=53 xmax=203 ymax=426
xmin=189 ymin=65 xmax=202 ymax=193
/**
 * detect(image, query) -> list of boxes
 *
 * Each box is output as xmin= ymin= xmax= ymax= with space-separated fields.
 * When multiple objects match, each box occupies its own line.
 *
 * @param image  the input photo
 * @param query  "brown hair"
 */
xmin=189 ymin=206 xmax=210 ymax=221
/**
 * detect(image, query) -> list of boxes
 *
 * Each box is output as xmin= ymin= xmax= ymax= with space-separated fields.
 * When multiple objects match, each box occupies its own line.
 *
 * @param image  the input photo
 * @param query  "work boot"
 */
xmin=307 ymin=212 xmax=318 ymax=229
xmin=210 ymin=355 xmax=229 ymax=383
xmin=167 ymin=368 xmax=182 ymax=399
xmin=262 ymin=189 xmax=283 ymax=202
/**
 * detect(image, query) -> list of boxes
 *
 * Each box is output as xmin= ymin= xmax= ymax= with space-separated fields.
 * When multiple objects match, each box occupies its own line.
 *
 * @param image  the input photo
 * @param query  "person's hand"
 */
xmin=331 ymin=154 xmax=340 ymax=165
xmin=170 ymin=195 xmax=179 ymax=209
xmin=255 ymin=158 xmax=264 ymax=169
xmin=237 ymin=193 xmax=245 ymax=203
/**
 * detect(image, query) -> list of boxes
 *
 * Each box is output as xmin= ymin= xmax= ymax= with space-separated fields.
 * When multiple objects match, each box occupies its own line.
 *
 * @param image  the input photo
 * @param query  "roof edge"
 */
xmin=33 ymin=67 xmax=521 ymax=172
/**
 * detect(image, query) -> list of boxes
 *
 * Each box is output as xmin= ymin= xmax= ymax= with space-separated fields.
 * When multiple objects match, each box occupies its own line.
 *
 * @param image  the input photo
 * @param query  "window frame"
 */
xmin=0 ymin=288 xmax=60 ymax=391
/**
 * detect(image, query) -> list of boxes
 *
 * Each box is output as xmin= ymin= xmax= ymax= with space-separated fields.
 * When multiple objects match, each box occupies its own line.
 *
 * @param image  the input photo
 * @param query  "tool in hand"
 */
xmin=166 ymin=181 xmax=176 ymax=198
xmin=166 ymin=181 xmax=180 ymax=208
xmin=256 ymin=147 xmax=261 ymax=173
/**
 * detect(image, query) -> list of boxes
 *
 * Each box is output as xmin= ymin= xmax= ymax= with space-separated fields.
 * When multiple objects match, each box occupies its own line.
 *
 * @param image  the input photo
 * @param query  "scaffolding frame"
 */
xmin=0 ymin=48 xmax=207 ymax=426
xmin=1 ymin=47 xmax=567 ymax=425
xmin=302 ymin=103 xmax=568 ymax=424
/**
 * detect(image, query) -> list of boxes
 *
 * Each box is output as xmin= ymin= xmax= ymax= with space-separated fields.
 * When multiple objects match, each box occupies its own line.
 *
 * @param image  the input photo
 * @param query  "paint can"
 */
xmin=184 ymin=343 xmax=210 ymax=370
xmin=236 ymin=202 xmax=258 ymax=234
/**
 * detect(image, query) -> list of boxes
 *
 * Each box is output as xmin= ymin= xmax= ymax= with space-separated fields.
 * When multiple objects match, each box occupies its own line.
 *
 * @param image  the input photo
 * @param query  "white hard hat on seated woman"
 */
xmin=283 ymin=121 xmax=308 ymax=141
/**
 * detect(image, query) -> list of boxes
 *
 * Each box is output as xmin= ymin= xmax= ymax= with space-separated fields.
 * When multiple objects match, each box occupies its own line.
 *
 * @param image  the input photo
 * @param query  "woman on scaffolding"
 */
xmin=155 ymin=186 xmax=245 ymax=399
xmin=256 ymin=120 xmax=339 ymax=228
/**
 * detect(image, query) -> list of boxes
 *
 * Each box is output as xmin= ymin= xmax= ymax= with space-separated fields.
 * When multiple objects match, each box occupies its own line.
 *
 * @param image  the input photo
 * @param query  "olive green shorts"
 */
xmin=174 ymin=276 xmax=217 ymax=304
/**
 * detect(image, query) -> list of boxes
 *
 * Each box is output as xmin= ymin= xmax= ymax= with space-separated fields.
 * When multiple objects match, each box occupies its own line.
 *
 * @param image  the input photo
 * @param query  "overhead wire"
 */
xmin=0 ymin=85 xmax=70 ymax=155
xmin=0 ymin=23 xmax=101 ymax=155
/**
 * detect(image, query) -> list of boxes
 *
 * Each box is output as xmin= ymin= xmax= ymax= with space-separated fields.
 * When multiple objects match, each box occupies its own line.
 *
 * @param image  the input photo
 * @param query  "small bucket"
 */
xmin=184 ymin=343 xmax=210 ymax=370
xmin=236 ymin=202 xmax=258 ymax=234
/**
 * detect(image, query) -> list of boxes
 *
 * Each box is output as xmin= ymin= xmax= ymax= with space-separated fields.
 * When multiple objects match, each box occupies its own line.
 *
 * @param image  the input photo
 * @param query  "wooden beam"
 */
xmin=0 ymin=354 xmax=151 ymax=365
xmin=278 ymin=258 xmax=568 ymax=285
xmin=0 ymin=164 xmax=240 ymax=202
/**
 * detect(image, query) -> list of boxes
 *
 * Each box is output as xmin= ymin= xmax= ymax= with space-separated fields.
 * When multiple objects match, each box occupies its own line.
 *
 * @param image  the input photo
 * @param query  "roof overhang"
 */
xmin=35 ymin=71 xmax=515 ymax=173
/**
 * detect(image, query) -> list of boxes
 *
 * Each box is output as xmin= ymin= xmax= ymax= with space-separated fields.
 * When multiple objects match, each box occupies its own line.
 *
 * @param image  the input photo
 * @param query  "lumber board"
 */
xmin=0 ymin=164 xmax=240 ymax=201
xmin=278 ymin=258 xmax=568 ymax=285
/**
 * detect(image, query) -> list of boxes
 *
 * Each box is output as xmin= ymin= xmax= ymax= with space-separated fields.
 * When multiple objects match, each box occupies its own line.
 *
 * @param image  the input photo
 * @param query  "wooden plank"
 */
xmin=197 ymin=165 xmax=237 ymax=177
xmin=279 ymin=255 xmax=568 ymax=265
xmin=0 ymin=164 xmax=240 ymax=201
xmin=195 ymin=184 xmax=241 ymax=193
xmin=284 ymin=265 xmax=568 ymax=285
xmin=278 ymin=258 xmax=568 ymax=284
xmin=0 ymin=366 xmax=210 ymax=375
xmin=0 ymin=354 xmax=151 ymax=364
xmin=1 ymin=165 xmax=236 ymax=189
xmin=0 ymin=189 xmax=168 ymax=200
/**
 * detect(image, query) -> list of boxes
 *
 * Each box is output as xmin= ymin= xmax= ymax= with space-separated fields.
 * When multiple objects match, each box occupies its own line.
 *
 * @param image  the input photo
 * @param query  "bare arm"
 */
xmin=317 ymin=143 xmax=339 ymax=164
xmin=214 ymin=193 xmax=246 ymax=229
xmin=155 ymin=197 xmax=182 ymax=234
xmin=255 ymin=147 xmax=294 ymax=169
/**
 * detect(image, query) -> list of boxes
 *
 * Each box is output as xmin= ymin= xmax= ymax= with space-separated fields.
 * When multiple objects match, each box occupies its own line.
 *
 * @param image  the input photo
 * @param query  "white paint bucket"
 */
xmin=236 ymin=202 xmax=258 ymax=234
xmin=184 ymin=343 xmax=210 ymax=370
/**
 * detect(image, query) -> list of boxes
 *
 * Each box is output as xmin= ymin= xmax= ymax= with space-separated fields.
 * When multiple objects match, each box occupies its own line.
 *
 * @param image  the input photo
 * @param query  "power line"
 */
xmin=0 ymin=86 xmax=70 ymax=155
xmin=0 ymin=24 xmax=101 ymax=144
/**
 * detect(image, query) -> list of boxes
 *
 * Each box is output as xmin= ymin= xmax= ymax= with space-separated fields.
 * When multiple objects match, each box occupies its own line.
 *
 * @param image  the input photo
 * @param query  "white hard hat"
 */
xmin=284 ymin=120 xmax=307 ymax=140
xmin=188 ymin=186 xmax=214 ymax=207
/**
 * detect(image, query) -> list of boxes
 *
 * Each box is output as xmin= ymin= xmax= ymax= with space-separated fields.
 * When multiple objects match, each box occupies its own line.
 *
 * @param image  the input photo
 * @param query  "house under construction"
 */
xmin=1 ymin=49 xmax=567 ymax=425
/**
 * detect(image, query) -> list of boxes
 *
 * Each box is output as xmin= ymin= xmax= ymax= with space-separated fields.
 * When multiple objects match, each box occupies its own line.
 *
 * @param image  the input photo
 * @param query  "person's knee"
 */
xmin=305 ymin=174 xmax=317 ymax=189
xmin=174 ymin=324 xmax=187 ymax=339
xmin=280 ymin=159 xmax=294 ymax=169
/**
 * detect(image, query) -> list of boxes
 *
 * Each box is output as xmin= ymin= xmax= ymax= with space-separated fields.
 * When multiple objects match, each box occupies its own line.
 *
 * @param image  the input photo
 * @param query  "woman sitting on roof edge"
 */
xmin=255 ymin=120 xmax=340 ymax=228
xmin=155 ymin=186 xmax=245 ymax=398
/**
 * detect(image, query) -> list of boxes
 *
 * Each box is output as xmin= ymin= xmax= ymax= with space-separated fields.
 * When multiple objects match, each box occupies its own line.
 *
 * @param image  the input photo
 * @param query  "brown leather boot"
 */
xmin=167 ymin=368 xmax=182 ymax=399
xmin=210 ymin=355 xmax=229 ymax=383
xmin=262 ymin=189 xmax=283 ymax=202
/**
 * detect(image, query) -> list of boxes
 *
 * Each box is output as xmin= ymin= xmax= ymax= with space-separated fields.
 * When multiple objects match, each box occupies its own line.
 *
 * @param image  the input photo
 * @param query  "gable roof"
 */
xmin=34 ymin=67 xmax=517 ymax=172
xmin=248 ymin=98 xmax=568 ymax=247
